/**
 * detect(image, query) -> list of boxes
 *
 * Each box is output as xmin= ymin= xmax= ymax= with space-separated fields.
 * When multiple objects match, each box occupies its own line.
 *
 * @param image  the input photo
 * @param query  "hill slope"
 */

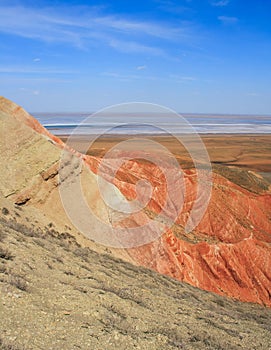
xmin=0 ymin=209 xmax=271 ymax=350
xmin=0 ymin=96 xmax=270 ymax=308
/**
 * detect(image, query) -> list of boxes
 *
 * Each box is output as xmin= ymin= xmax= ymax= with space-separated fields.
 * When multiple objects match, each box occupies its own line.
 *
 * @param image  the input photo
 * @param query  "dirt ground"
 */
xmin=1 ymin=204 xmax=271 ymax=350
xmin=60 ymin=134 xmax=271 ymax=173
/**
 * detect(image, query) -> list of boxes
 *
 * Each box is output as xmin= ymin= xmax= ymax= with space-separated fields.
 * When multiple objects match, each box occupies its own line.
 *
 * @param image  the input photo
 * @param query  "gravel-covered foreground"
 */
xmin=0 ymin=213 xmax=271 ymax=350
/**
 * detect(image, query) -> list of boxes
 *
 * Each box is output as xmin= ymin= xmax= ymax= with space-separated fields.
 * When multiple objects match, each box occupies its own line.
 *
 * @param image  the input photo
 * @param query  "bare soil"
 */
xmin=0 ymin=204 xmax=271 ymax=350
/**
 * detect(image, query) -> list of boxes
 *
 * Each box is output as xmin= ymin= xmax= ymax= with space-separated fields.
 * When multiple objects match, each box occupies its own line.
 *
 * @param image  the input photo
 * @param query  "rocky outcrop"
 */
xmin=0 ymin=96 xmax=134 ymax=262
xmin=1 ymin=96 xmax=270 ymax=307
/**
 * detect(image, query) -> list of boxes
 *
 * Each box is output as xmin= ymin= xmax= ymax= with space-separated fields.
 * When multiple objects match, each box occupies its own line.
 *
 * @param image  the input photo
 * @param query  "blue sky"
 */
xmin=0 ymin=0 xmax=271 ymax=113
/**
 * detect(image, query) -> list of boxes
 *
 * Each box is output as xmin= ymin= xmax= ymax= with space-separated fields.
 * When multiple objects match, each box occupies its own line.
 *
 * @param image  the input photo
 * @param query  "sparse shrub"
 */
xmin=9 ymin=275 xmax=28 ymax=292
xmin=2 ymin=207 xmax=9 ymax=216
xmin=64 ymin=270 xmax=74 ymax=276
xmin=14 ymin=234 xmax=26 ymax=243
xmin=0 ymin=231 xmax=6 ymax=242
xmin=73 ymin=247 xmax=89 ymax=261
xmin=0 ymin=263 xmax=7 ymax=274
xmin=57 ymin=239 xmax=70 ymax=251
xmin=190 ymin=335 xmax=200 ymax=343
xmin=59 ymin=231 xmax=74 ymax=241
xmin=46 ymin=262 xmax=53 ymax=270
xmin=0 ymin=337 xmax=27 ymax=349
xmin=33 ymin=238 xmax=46 ymax=248
xmin=55 ymin=255 xmax=64 ymax=263
xmin=47 ymin=228 xmax=58 ymax=237
xmin=0 ymin=246 xmax=13 ymax=260
xmin=168 ymin=339 xmax=185 ymax=349
xmin=74 ymin=286 xmax=88 ymax=294
xmin=214 ymin=298 xmax=225 ymax=307
xmin=5 ymin=220 xmax=36 ymax=237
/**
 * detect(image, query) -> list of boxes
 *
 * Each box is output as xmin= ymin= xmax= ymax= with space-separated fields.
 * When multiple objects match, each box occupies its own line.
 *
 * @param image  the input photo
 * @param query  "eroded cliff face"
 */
xmin=1 ymin=96 xmax=270 ymax=306
xmin=85 ymin=154 xmax=271 ymax=306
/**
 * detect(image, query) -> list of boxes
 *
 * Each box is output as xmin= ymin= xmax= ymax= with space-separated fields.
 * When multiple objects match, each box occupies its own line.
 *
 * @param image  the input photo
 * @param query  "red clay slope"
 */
xmin=1 ymin=97 xmax=271 ymax=307
xmin=85 ymin=146 xmax=271 ymax=307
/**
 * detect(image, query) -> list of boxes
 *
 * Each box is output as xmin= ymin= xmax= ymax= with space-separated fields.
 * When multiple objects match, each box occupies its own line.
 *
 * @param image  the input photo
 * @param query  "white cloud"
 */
xmin=33 ymin=58 xmax=41 ymax=62
xmin=101 ymin=71 xmax=158 ymax=81
xmin=101 ymin=71 xmax=140 ymax=82
xmin=247 ymin=92 xmax=260 ymax=97
xmin=180 ymin=76 xmax=196 ymax=81
xmin=218 ymin=16 xmax=238 ymax=24
xmin=211 ymin=0 xmax=230 ymax=7
xmin=136 ymin=65 xmax=147 ymax=71
xmin=154 ymin=0 xmax=189 ymax=15
xmin=170 ymin=74 xmax=197 ymax=82
xmin=0 ymin=66 xmax=78 ymax=74
xmin=109 ymin=39 xmax=164 ymax=56
xmin=0 ymin=5 xmax=187 ymax=56
xmin=19 ymin=87 xmax=40 ymax=95
xmin=102 ymin=72 xmax=122 ymax=78
xmin=4 ymin=77 xmax=73 ymax=83
xmin=93 ymin=15 xmax=181 ymax=40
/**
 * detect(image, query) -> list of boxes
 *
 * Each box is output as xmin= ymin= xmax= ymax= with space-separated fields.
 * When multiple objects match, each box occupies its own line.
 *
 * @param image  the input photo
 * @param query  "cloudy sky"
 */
xmin=0 ymin=0 xmax=270 ymax=113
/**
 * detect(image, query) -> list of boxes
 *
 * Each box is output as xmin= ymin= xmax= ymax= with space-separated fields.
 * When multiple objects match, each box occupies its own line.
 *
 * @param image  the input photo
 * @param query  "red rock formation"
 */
xmin=85 ymin=147 xmax=271 ymax=307
xmin=1 ymin=96 xmax=270 ymax=307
